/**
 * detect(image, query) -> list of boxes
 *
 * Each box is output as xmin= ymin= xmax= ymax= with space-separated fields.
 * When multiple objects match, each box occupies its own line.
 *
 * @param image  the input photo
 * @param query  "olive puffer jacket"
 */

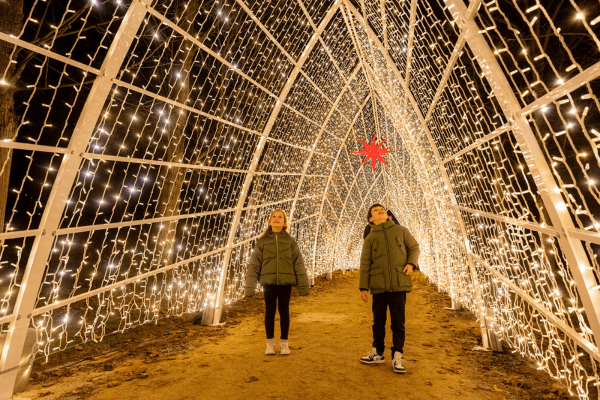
xmin=245 ymin=229 xmax=309 ymax=297
xmin=360 ymin=220 xmax=420 ymax=294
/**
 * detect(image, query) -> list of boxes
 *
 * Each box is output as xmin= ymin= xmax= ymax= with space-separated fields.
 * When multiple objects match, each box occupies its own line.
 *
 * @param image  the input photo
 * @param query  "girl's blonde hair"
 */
xmin=264 ymin=208 xmax=289 ymax=234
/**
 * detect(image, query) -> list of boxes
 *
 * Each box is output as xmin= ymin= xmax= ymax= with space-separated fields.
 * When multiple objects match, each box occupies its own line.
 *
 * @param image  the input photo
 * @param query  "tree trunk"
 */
xmin=0 ymin=0 xmax=24 ymax=235
xmin=152 ymin=0 xmax=201 ymax=267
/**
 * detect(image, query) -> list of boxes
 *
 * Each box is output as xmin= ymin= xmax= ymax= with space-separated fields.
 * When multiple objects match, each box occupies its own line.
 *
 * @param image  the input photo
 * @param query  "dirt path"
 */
xmin=19 ymin=271 xmax=571 ymax=400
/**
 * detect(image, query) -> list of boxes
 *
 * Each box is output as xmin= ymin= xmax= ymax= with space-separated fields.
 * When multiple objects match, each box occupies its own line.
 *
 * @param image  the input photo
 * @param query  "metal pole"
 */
xmin=208 ymin=2 xmax=343 ymax=326
xmin=0 ymin=230 xmax=41 ymax=242
xmin=403 ymin=0 xmax=419 ymax=85
xmin=112 ymin=72 xmax=323 ymax=144
xmin=520 ymin=60 xmax=600 ymax=116
xmin=441 ymin=124 xmax=511 ymax=164
xmin=0 ymin=33 xmax=100 ymax=75
xmin=0 ymin=141 xmax=69 ymax=154
xmin=0 ymin=0 xmax=152 ymax=396
xmin=454 ymin=204 xmax=557 ymax=236
xmin=570 ymin=227 xmax=600 ymax=246
xmin=50 ymin=193 xmax=319 ymax=237
xmin=446 ymin=0 xmax=600 ymax=348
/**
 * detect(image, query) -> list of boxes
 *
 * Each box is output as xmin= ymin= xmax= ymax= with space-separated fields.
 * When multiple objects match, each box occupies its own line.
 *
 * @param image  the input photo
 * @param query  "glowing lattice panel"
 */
xmin=3 ymin=1 xmax=600 ymax=399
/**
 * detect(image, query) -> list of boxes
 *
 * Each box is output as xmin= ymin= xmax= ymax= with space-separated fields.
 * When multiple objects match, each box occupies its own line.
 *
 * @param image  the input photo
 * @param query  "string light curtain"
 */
xmin=1 ymin=0 xmax=600 ymax=398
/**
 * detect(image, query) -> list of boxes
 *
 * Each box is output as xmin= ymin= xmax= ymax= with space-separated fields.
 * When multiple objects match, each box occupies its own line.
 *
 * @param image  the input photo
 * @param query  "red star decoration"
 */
xmin=352 ymin=136 xmax=395 ymax=171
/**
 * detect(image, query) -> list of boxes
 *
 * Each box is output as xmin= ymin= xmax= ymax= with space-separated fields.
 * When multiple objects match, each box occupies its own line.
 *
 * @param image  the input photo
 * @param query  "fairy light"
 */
xmin=0 ymin=0 xmax=598 ymax=398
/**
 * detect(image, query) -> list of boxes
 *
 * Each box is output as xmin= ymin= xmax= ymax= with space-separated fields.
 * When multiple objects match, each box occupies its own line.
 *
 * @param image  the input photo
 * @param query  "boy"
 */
xmin=359 ymin=204 xmax=420 ymax=374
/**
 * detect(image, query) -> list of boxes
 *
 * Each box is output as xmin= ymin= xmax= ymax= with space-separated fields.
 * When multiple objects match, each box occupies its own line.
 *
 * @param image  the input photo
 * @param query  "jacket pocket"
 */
xmin=396 ymin=237 xmax=406 ymax=254
xmin=369 ymin=269 xmax=385 ymax=291
xmin=395 ymin=265 xmax=412 ymax=288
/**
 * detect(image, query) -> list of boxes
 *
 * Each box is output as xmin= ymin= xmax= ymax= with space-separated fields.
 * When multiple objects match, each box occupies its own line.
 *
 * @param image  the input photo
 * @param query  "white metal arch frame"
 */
xmin=0 ymin=0 xmax=346 ymax=393
xmin=0 ymin=0 xmax=153 ymax=396
xmin=341 ymin=0 xmax=502 ymax=349
xmin=2 ymin=0 xmax=600 ymax=398
xmin=207 ymin=2 xmax=344 ymax=326
xmin=301 ymin=91 xmax=371 ymax=281
xmin=345 ymin=0 xmax=600 ymax=364
xmin=343 ymin=0 xmax=480 ymax=298
xmin=287 ymin=63 xmax=363 ymax=226
xmin=444 ymin=0 xmax=600 ymax=349
xmin=290 ymin=4 xmax=389 ymax=277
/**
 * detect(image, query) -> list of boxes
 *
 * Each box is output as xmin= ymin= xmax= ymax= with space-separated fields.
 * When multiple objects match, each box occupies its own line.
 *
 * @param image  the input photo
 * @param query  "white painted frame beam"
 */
xmin=308 ymin=94 xmax=371 ymax=278
xmin=469 ymin=251 xmax=600 ymax=361
xmin=0 ymin=215 xmax=312 ymax=327
xmin=0 ymin=141 xmax=69 ymax=153
xmin=208 ymin=3 xmax=343 ymax=325
xmin=454 ymin=204 xmax=557 ymax=236
xmin=288 ymin=63 xmax=362 ymax=224
xmin=0 ymin=32 xmax=100 ymax=75
xmin=111 ymin=79 xmax=335 ymax=158
xmin=520 ymin=60 xmax=600 ymax=116
xmin=441 ymin=124 xmax=511 ymax=164
xmin=0 ymin=1 xmax=153 ymax=396
xmin=446 ymin=0 xmax=600 ymax=349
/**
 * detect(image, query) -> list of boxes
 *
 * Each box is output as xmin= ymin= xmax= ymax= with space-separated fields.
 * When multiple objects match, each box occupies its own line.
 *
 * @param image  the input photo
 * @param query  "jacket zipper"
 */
xmin=276 ymin=233 xmax=279 ymax=285
xmin=382 ymin=224 xmax=392 ymax=291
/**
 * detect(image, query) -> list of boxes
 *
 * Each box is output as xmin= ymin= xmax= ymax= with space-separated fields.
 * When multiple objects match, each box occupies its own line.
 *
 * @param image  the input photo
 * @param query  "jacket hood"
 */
xmin=261 ymin=226 xmax=290 ymax=238
xmin=371 ymin=219 xmax=396 ymax=231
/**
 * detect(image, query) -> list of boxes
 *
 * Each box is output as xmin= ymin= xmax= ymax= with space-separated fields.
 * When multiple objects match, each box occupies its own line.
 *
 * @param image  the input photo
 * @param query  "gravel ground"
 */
xmin=17 ymin=270 xmax=573 ymax=400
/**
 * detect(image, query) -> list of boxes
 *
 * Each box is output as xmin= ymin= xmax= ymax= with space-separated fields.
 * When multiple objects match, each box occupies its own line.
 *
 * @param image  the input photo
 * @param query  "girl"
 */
xmin=245 ymin=209 xmax=309 ymax=355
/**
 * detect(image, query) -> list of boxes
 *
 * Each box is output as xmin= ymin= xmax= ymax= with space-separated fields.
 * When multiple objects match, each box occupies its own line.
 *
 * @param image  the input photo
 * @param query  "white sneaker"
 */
xmin=393 ymin=352 xmax=406 ymax=374
xmin=360 ymin=347 xmax=385 ymax=364
xmin=280 ymin=340 xmax=290 ymax=355
xmin=265 ymin=339 xmax=275 ymax=355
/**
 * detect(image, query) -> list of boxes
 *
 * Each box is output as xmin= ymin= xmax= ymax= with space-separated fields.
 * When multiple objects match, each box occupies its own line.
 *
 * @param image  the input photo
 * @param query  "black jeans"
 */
xmin=372 ymin=291 xmax=406 ymax=357
xmin=263 ymin=284 xmax=292 ymax=340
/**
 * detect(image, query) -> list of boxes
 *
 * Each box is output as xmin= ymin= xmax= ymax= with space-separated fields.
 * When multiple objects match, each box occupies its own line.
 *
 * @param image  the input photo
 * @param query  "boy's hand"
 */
xmin=360 ymin=290 xmax=369 ymax=303
xmin=403 ymin=264 xmax=414 ymax=275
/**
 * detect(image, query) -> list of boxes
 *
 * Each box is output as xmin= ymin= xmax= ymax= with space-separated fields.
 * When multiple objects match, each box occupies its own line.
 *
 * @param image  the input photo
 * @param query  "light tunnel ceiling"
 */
xmin=2 ymin=0 xmax=600 ymax=398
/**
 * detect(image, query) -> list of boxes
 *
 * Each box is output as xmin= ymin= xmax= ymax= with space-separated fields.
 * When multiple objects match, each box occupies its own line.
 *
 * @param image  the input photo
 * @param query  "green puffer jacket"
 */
xmin=245 ymin=229 xmax=309 ymax=297
xmin=360 ymin=220 xmax=420 ymax=294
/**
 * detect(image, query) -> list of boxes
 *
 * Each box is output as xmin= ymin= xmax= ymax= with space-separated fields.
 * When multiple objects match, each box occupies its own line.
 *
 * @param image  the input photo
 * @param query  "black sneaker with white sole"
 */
xmin=392 ymin=352 xmax=406 ymax=374
xmin=360 ymin=348 xmax=385 ymax=364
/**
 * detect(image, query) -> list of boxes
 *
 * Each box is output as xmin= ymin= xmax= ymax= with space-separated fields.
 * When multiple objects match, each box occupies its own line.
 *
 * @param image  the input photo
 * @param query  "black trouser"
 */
xmin=263 ymin=284 xmax=292 ymax=340
xmin=372 ymin=291 xmax=406 ymax=357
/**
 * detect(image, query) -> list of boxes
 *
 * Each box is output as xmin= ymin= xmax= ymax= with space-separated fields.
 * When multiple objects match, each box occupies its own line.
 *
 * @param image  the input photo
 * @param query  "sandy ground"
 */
xmin=17 ymin=271 xmax=572 ymax=400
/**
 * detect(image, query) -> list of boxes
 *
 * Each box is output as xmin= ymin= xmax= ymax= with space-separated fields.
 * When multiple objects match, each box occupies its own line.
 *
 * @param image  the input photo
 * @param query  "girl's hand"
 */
xmin=360 ymin=290 xmax=369 ymax=303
